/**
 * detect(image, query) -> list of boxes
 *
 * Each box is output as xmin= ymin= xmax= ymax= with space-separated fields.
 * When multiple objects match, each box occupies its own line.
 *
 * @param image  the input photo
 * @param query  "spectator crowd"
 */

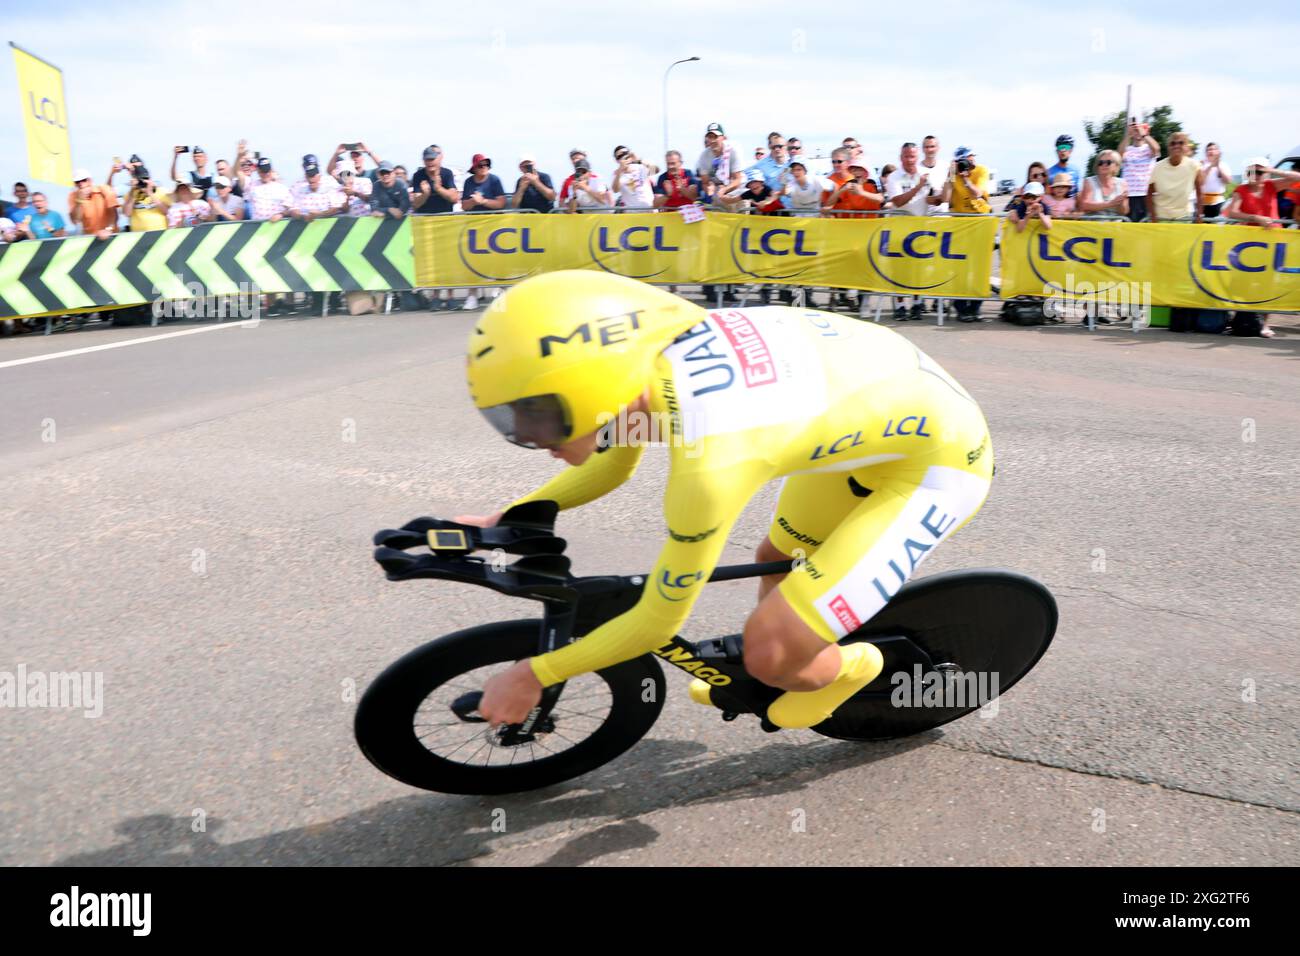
xmin=2 ymin=122 xmax=1296 ymax=323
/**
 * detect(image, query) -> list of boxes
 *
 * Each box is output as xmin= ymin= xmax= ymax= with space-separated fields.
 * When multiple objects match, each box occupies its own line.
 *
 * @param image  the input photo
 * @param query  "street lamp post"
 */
xmin=663 ymin=57 xmax=700 ymax=156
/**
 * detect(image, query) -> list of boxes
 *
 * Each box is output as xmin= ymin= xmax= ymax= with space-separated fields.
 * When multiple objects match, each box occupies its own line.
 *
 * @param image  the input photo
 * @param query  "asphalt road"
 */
xmin=1 ymin=302 xmax=1297 ymax=867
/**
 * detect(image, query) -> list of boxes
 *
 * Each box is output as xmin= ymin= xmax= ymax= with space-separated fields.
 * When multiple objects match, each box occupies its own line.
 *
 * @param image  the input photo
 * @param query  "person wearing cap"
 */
xmin=291 ymin=156 xmax=341 ymax=201
xmin=245 ymin=157 xmax=295 ymax=222
xmin=558 ymin=149 xmax=592 ymax=206
xmin=653 ymin=151 xmax=699 ymax=210
xmin=1146 ymin=132 xmax=1203 ymax=223
xmin=1078 ymin=150 xmax=1128 ymax=218
xmin=412 ymin=146 xmax=458 ymax=215
xmin=696 ymin=123 xmax=743 ymax=206
xmin=1045 ymin=135 xmax=1082 ymax=198
xmin=121 ymin=166 xmax=170 ymax=232
xmin=940 ymin=147 xmax=991 ymax=215
xmin=207 ymin=176 xmax=246 ymax=222
xmin=289 ymin=164 xmax=346 ymax=222
xmin=1006 ymin=180 xmax=1052 ymax=233
xmin=67 ymin=169 xmax=120 ymax=239
xmin=718 ymin=168 xmax=773 ymax=213
xmin=781 ymin=158 xmax=827 ymax=217
xmin=371 ymin=161 xmax=411 ymax=221
xmin=327 ymin=163 xmax=371 ymax=218
xmin=611 ymin=147 xmax=655 ymax=211
xmin=565 ymin=159 xmax=612 ymax=213
xmin=511 ymin=154 xmax=556 ymax=214
xmin=165 ymin=181 xmax=212 ymax=229
xmin=169 ymin=145 xmax=213 ymax=200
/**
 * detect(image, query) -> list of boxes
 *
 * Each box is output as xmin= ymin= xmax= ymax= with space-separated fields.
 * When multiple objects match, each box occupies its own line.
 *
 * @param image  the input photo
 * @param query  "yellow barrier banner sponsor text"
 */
xmin=412 ymin=212 xmax=997 ymax=297
xmin=1000 ymin=220 xmax=1300 ymax=312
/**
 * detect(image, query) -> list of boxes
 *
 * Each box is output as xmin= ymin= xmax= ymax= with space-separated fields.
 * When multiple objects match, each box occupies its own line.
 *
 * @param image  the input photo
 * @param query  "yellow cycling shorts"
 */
xmin=770 ymin=417 xmax=994 ymax=642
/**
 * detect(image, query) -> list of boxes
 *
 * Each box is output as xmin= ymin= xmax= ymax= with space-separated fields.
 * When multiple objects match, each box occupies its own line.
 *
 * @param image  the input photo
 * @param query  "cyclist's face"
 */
xmin=548 ymin=427 xmax=600 ymax=466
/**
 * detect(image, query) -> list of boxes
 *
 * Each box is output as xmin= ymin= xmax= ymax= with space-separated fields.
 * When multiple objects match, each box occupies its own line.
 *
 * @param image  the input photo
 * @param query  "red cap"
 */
xmin=470 ymin=153 xmax=490 ymax=168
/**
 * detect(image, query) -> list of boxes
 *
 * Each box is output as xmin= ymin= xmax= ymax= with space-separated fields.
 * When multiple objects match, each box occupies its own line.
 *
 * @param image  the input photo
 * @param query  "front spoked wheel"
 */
xmin=355 ymin=620 xmax=665 ymax=795
xmin=813 ymin=569 xmax=1057 ymax=741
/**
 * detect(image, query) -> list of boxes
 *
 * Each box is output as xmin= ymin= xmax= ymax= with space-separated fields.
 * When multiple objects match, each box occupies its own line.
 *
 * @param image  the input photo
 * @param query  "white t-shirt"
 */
xmin=572 ymin=173 xmax=609 ymax=210
xmin=613 ymin=164 xmax=655 ymax=209
xmin=918 ymin=160 xmax=948 ymax=213
xmin=1202 ymin=162 xmax=1231 ymax=196
xmin=785 ymin=176 xmax=829 ymax=215
xmin=884 ymin=167 xmax=934 ymax=215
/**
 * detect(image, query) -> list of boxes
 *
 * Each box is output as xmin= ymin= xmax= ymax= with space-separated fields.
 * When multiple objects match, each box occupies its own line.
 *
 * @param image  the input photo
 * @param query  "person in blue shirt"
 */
xmin=753 ymin=137 xmax=793 ymax=208
xmin=461 ymin=154 xmax=506 ymax=211
xmin=1046 ymin=134 xmax=1083 ymax=197
xmin=18 ymin=193 xmax=66 ymax=239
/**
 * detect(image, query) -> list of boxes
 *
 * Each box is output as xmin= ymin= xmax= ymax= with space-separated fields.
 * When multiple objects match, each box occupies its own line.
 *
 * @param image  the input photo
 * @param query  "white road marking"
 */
xmin=0 ymin=321 xmax=254 ymax=370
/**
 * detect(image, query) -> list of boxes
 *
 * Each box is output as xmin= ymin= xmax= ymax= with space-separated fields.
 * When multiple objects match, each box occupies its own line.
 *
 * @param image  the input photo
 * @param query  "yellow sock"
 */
xmin=766 ymin=642 xmax=884 ymax=729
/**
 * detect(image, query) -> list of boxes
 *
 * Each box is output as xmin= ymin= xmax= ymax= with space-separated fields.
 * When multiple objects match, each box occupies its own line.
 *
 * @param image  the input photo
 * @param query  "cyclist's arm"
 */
xmin=529 ymin=461 xmax=767 ymax=687
xmin=509 ymin=443 xmax=645 ymax=511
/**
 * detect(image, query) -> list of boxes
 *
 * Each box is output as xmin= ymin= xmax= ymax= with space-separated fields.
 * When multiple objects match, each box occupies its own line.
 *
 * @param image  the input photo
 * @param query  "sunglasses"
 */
xmin=832 ymin=160 xmax=845 ymax=165
xmin=1097 ymin=160 xmax=1116 ymax=166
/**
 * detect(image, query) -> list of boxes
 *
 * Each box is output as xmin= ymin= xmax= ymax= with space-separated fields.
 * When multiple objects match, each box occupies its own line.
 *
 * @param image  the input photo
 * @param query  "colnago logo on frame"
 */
xmin=50 ymin=886 xmax=151 ymax=936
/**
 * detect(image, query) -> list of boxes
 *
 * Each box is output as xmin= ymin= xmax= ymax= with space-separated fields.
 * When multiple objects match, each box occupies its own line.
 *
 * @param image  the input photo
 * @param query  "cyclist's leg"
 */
xmin=757 ymin=471 xmax=862 ymax=602
xmin=753 ymin=459 xmax=992 ymax=728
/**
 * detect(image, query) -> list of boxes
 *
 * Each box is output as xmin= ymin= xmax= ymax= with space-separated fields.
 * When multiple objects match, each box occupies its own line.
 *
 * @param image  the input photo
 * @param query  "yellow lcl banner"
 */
xmin=11 ymin=43 xmax=73 ymax=187
xmin=1000 ymin=220 xmax=1300 ymax=312
xmin=413 ymin=212 xmax=997 ymax=297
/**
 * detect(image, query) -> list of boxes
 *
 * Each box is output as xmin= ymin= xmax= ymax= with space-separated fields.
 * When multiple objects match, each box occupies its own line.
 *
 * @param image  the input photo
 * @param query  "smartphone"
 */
xmin=344 ymin=143 xmax=361 ymax=152
xmin=178 ymin=146 xmax=190 ymax=153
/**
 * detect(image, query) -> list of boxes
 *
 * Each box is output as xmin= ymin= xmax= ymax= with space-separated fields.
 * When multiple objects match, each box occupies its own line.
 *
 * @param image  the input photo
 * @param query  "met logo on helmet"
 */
xmin=538 ymin=310 xmax=644 ymax=357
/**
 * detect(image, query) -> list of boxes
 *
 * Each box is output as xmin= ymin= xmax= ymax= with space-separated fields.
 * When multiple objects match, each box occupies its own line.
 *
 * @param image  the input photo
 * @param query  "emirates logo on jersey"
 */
xmin=714 ymin=311 xmax=776 ymax=388
xmin=828 ymin=594 xmax=862 ymax=632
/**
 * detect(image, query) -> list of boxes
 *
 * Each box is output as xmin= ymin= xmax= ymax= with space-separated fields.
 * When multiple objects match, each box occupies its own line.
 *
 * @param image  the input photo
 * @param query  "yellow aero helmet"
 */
xmin=467 ymin=271 xmax=705 ymax=448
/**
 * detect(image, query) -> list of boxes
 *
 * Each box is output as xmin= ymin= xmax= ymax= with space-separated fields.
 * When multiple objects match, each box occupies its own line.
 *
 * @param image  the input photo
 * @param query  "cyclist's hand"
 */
xmin=479 ymin=660 xmax=543 ymax=727
xmin=453 ymin=511 xmax=503 ymax=527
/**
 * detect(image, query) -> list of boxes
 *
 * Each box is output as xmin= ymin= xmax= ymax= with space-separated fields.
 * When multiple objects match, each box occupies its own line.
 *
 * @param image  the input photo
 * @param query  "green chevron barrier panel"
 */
xmin=0 ymin=217 xmax=416 ymax=320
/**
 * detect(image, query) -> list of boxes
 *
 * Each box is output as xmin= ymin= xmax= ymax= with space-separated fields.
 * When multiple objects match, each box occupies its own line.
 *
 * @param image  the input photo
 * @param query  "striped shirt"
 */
xmin=1122 ymin=143 xmax=1157 ymax=196
xmin=245 ymin=178 xmax=294 ymax=220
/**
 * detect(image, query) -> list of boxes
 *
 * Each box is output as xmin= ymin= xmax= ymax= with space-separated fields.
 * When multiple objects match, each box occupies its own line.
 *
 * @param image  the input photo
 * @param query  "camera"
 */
xmin=523 ymin=162 xmax=535 ymax=173
xmin=956 ymin=158 xmax=974 ymax=173
xmin=134 ymin=166 xmax=151 ymax=184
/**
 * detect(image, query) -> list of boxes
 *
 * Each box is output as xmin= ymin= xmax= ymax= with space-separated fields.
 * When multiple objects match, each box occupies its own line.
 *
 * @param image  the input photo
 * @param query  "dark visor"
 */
xmin=479 ymin=394 xmax=571 ymax=449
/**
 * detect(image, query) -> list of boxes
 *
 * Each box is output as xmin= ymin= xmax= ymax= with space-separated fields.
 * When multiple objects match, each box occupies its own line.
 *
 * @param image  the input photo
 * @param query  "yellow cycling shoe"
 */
xmin=688 ymin=678 xmax=717 ymax=707
xmin=766 ymin=641 xmax=884 ymax=729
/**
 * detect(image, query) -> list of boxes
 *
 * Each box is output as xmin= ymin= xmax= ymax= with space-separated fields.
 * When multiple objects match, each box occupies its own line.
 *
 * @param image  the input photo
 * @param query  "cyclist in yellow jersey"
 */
xmin=463 ymin=271 xmax=994 ymax=730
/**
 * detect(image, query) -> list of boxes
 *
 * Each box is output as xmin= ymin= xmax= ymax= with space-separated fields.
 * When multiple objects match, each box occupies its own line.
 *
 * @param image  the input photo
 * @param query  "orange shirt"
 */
xmin=69 ymin=185 xmax=120 ymax=233
xmin=822 ymin=172 xmax=882 ymax=219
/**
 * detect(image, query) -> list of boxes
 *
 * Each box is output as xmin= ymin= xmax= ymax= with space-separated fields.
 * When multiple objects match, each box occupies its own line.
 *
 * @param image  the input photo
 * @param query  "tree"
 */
xmin=1083 ymin=105 xmax=1183 ymax=173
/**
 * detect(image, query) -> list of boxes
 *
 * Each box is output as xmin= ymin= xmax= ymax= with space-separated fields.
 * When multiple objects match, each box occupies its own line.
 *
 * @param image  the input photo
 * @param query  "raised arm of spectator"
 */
xmin=327 ymin=145 xmax=346 ymax=177
xmin=169 ymin=146 xmax=186 ymax=185
xmin=1144 ymin=132 xmax=1161 ymax=156
xmin=358 ymin=142 xmax=380 ymax=168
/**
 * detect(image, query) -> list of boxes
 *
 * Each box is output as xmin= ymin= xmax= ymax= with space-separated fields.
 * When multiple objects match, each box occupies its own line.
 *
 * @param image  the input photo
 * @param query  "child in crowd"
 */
xmin=1041 ymin=173 xmax=1076 ymax=217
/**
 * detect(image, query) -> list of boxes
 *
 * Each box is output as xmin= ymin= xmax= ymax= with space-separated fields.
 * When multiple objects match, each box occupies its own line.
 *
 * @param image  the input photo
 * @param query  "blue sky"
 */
xmin=2 ymin=0 xmax=1297 ymax=199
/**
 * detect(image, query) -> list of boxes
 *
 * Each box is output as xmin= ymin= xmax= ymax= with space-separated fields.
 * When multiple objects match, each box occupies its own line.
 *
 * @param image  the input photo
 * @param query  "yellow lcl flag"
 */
xmin=10 ymin=43 xmax=73 ymax=187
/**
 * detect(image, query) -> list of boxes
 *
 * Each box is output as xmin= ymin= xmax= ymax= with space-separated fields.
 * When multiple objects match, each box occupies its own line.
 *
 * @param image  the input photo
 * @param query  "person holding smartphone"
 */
xmin=566 ymin=160 xmax=611 ymax=213
xmin=611 ymin=147 xmax=654 ymax=210
xmin=511 ymin=153 xmax=556 ymax=213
